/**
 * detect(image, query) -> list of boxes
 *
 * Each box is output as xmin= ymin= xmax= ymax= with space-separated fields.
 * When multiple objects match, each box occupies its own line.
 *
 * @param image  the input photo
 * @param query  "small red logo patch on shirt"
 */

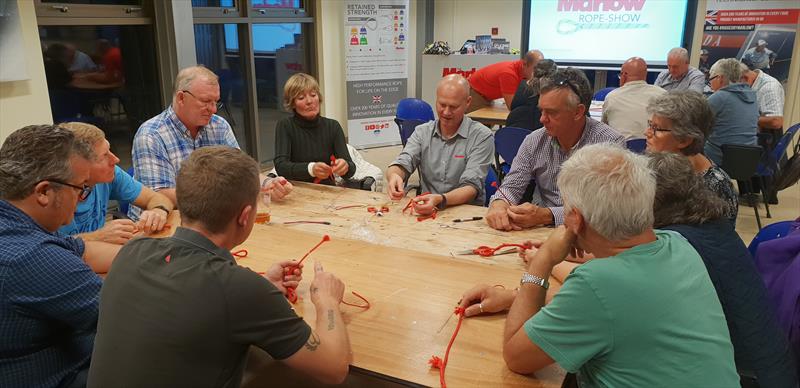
xmin=165 ymin=255 xmax=171 ymax=263
xmin=454 ymin=155 xmax=465 ymax=158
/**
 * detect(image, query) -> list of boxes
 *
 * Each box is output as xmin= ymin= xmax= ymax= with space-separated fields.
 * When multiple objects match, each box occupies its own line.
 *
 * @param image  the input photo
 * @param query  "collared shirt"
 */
xmin=88 ymin=227 xmax=311 ymax=388
xmin=130 ymin=106 xmax=238 ymax=219
xmin=743 ymin=47 xmax=776 ymax=70
xmin=751 ymin=70 xmax=785 ymax=117
xmin=0 ymin=200 xmax=102 ymax=388
xmin=391 ymin=116 xmax=494 ymax=205
xmin=490 ymin=118 xmax=625 ymax=225
xmin=58 ymin=165 xmax=142 ymax=236
xmin=654 ymin=67 xmax=706 ymax=93
xmin=602 ymin=80 xmax=666 ymax=139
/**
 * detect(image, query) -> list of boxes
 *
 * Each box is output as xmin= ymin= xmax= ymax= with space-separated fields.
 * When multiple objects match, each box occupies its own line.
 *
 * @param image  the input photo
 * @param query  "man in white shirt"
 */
xmin=740 ymin=59 xmax=784 ymax=131
xmin=602 ymin=57 xmax=666 ymax=139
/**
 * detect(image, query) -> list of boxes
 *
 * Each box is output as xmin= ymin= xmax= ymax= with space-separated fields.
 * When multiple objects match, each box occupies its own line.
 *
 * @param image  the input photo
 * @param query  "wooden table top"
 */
xmin=151 ymin=183 xmax=564 ymax=386
xmin=467 ymin=105 xmax=510 ymax=127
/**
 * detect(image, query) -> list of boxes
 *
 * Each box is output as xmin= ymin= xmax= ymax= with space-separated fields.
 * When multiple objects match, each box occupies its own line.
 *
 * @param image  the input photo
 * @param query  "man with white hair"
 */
xmin=132 ymin=66 xmax=292 ymax=218
xmin=705 ymin=58 xmax=758 ymax=165
xmin=742 ymin=39 xmax=777 ymax=71
xmin=654 ymin=47 xmax=705 ymax=93
xmin=459 ymin=143 xmax=739 ymax=386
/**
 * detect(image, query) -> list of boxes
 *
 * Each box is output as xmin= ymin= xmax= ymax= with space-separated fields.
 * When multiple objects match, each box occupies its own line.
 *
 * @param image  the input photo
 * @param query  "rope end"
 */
xmin=428 ymin=355 xmax=443 ymax=369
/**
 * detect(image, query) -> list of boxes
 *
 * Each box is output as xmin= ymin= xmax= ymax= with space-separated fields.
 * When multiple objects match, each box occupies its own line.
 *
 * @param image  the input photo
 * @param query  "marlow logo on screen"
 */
xmin=557 ymin=0 xmax=645 ymax=12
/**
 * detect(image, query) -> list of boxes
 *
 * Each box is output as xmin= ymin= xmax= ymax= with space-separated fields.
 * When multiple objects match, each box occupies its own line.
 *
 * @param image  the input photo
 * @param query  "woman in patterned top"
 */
xmin=644 ymin=91 xmax=738 ymax=225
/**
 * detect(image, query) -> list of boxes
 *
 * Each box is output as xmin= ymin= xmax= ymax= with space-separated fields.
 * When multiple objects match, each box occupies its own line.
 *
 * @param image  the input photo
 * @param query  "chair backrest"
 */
xmin=396 ymin=98 xmax=435 ymax=121
xmin=394 ymin=118 xmax=427 ymax=147
xmin=757 ymin=123 xmax=800 ymax=176
xmin=720 ymin=144 xmax=762 ymax=181
xmin=625 ymin=138 xmax=647 ymax=154
xmin=748 ymin=220 xmax=795 ymax=257
xmin=494 ymin=126 xmax=532 ymax=165
xmin=485 ymin=166 xmax=498 ymax=207
xmin=593 ymin=87 xmax=616 ymax=101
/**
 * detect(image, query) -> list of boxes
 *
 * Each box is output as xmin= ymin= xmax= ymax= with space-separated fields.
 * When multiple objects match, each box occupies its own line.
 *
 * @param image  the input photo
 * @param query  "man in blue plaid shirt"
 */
xmin=0 ymin=125 xmax=111 ymax=388
xmin=131 ymin=66 xmax=292 ymax=219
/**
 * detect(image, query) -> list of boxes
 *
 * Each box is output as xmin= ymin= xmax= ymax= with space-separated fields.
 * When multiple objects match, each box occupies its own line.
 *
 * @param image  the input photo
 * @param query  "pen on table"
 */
xmin=453 ymin=216 xmax=483 ymax=223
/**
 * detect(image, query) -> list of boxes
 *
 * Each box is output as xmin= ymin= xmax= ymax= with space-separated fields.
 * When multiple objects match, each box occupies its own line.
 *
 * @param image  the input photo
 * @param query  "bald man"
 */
xmin=387 ymin=74 xmax=494 ymax=214
xmin=467 ymin=50 xmax=544 ymax=112
xmin=602 ymin=57 xmax=666 ymax=139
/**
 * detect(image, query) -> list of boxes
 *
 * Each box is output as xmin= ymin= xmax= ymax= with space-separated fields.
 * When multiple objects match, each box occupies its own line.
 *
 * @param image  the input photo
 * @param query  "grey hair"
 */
xmin=710 ymin=58 xmax=742 ymax=85
xmin=668 ymin=47 xmax=690 ymax=63
xmin=526 ymin=59 xmax=558 ymax=95
xmin=648 ymin=152 xmax=727 ymax=227
xmin=539 ymin=67 xmax=592 ymax=110
xmin=558 ymin=143 xmax=655 ymax=242
xmin=173 ymin=65 xmax=219 ymax=98
xmin=646 ymin=91 xmax=714 ymax=156
xmin=0 ymin=125 xmax=90 ymax=200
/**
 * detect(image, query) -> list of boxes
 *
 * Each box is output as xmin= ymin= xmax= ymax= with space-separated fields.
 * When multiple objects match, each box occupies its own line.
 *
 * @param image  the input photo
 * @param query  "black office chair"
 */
xmin=720 ymin=144 xmax=764 ymax=230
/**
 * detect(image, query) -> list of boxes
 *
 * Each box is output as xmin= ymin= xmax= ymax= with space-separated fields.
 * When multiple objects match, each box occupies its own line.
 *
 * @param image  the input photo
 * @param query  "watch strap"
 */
xmin=520 ymin=272 xmax=549 ymax=289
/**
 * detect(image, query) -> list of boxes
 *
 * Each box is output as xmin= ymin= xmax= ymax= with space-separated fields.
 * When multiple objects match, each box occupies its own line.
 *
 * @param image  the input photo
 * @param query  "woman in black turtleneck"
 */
xmin=274 ymin=73 xmax=356 ymax=184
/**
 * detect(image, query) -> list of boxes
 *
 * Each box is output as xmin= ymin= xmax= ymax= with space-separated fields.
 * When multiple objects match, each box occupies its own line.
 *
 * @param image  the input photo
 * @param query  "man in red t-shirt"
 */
xmin=467 ymin=50 xmax=543 ymax=112
xmin=87 ymin=39 xmax=124 ymax=85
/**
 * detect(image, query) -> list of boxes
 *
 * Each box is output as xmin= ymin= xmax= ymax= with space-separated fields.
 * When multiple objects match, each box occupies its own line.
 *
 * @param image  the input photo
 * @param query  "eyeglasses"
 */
xmin=44 ymin=179 xmax=92 ymax=201
xmin=706 ymin=75 xmax=719 ymax=85
xmin=552 ymin=76 xmax=582 ymax=100
xmin=646 ymin=120 xmax=672 ymax=136
xmin=181 ymin=90 xmax=223 ymax=110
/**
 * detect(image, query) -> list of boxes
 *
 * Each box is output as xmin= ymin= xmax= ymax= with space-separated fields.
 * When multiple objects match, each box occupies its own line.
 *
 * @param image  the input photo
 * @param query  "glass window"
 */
xmin=192 ymin=0 xmax=236 ymax=7
xmin=251 ymin=23 xmax=308 ymax=164
xmin=40 ymin=0 xmax=141 ymax=4
xmin=39 ymin=25 xmax=162 ymax=170
xmin=252 ymin=0 xmax=301 ymax=9
xmin=194 ymin=23 xmax=249 ymax=152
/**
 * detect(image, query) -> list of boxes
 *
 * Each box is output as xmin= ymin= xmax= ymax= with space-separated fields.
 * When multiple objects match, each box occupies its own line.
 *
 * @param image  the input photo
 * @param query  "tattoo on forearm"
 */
xmin=305 ymin=331 xmax=321 ymax=351
xmin=327 ymin=309 xmax=335 ymax=331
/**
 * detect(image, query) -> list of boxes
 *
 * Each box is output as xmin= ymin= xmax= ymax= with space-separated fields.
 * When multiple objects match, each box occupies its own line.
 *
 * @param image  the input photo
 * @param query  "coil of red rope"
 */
xmin=429 ymin=306 xmax=466 ymax=388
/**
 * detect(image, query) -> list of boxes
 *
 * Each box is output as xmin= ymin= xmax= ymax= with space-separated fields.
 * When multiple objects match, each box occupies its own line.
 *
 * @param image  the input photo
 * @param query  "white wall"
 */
xmin=434 ymin=0 xmax=523 ymax=51
xmin=0 ymin=0 xmax=52 ymax=143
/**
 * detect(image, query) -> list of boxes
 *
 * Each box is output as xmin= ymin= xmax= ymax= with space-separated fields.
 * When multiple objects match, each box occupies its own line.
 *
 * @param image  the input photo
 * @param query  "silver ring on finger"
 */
xmin=479 ymin=303 xmax=484 ymax=313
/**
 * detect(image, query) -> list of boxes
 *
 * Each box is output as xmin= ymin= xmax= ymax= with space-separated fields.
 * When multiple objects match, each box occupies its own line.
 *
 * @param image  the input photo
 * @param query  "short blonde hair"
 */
xmin=283 ymin=73 xmax=322 ymax=111
xmin=59 ymin=122 xmax=106 ymax=161
xmin=173 ymin=65 xmax=219 ymax=96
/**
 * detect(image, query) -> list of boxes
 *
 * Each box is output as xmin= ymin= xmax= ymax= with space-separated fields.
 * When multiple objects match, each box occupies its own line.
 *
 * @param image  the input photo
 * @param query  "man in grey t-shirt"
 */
xmin=387 ymin=74 xmax=494 ymax=215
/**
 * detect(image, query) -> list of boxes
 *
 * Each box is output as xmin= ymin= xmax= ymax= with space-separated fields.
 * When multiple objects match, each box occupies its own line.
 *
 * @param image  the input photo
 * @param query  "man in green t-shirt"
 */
xmin=459 ymin=143 xmax=739 ymax=387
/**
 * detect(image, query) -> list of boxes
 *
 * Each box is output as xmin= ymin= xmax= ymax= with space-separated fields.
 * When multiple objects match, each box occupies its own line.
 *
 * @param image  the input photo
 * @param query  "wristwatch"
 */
xmin=520 ymin=272 xmax=549 ymax=289
xmin=152 ymin=205 xmax=170 ymax=215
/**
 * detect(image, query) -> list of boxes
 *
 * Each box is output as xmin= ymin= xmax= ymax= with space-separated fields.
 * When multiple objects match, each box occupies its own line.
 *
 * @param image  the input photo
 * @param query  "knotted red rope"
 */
xmin=286 ymin=235 xmax=331 ymax=303
xmin=429 ymin=306 xmax=466 ymax=388
xmin=402 ymin=192 xmax=438 ymax=221
xmin=313 ymin=155 xmax=336 ymax=184
xmin=471 ymin=242 xmax=533 ymax=257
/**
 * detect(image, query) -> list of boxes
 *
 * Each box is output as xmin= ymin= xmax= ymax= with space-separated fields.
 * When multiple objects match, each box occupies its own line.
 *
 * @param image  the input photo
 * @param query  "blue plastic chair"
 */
xmin=118 ymin=167 xmax=135 ymax=215
xmin=494 ymin=126 xmax=532 ymax=183
xmin=593 ymin=87 xmax=616 ymax=101
xmin=626 ymin=138 xmax=647 ymax=154
xmin=755 ymin=123 xmax=799 ymax=217
xmin=748 ymin=220 xmax=794 ymax=257
xmin=394 ymin=98 xmax=435 ymax=146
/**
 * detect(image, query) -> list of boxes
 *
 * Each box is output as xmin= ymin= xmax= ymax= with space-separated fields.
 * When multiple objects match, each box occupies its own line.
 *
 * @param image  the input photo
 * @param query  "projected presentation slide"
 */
xmin=529 ymin=0 xmax=689 ymax=66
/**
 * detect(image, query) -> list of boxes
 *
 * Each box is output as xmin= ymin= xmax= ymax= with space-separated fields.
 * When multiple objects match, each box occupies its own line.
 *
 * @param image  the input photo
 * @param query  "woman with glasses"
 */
xmin=705 ymin=58 xmax=759 ymax=165
xmin=645 ymin=91 xmax=738 ymax=225
xmin=274 ymin=73 xmax=356 ymax=184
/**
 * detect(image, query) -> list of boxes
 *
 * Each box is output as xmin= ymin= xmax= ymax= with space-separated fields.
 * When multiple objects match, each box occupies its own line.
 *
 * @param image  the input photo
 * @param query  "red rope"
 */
xmin=231 ymin=249 xmax=248 ymax=258
xmin=283 ymin=220 xmax=332 ymax=225
xmin=285 ymin=235 xmax=331 ymax=303
xmin=313 ymin=154 xmax=336 ymax=184
xmin=429 ymin=307 xmax=466 ymax=388
xmin=402 ymin=192 xmax=438 ymax=221
xmin=341 ymin=291 xmax=370 ymax=309
xmin=491 ymin=181 xmax=512 ymax=203
xmin=471 ymin=242 xmax=533 ymax=257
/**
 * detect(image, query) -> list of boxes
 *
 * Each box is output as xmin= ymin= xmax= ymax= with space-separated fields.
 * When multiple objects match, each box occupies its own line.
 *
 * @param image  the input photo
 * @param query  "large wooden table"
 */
xmin=157 ymin=183 xmax=562 ymax=387
xmin=467 ymin=105 xmax=510 ymax=128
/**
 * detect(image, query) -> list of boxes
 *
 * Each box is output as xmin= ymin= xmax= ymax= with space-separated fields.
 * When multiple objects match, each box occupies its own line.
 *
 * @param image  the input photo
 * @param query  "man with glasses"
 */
xmin=486 ymin=68 xmax=625 ymax=231
xmin=132 ymin=66 xmax=292 ymax=219
xmin=59 ymin=122 xmax=174 ymax=250
xmin=601 ymin=57 xmax=666 ymax=140
xmin=0 ymin=125 xmax=119 ymax=388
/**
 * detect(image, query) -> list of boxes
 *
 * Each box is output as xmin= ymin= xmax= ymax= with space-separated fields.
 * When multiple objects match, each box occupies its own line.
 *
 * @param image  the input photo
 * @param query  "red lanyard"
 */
xmin=429 ymin=307 xmax=466 ymax=388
